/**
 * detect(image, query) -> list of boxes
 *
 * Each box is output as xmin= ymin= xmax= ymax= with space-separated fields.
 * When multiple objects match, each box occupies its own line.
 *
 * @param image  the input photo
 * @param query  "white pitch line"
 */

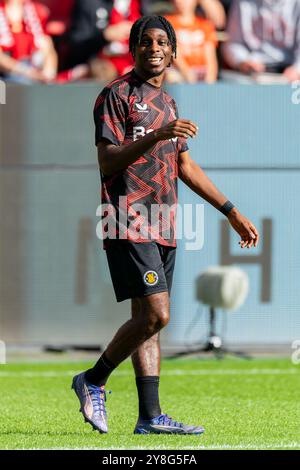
xmin=0 ymin=369 xmax=299 ymax=378
xmin=19 ymin=443 xmax=300 ymax=450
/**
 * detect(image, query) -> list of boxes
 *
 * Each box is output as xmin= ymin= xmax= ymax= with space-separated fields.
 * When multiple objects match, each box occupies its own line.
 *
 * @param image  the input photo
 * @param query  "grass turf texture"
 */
xmin=0 ymin=357 xmax=299 ymax=450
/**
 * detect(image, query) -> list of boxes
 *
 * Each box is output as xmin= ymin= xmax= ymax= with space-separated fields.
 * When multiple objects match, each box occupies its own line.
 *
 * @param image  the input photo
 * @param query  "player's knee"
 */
xmin=157 ymin=310 xmax=170 ymax=329
xmin=145 ymin=310 xmax=170 ymax=334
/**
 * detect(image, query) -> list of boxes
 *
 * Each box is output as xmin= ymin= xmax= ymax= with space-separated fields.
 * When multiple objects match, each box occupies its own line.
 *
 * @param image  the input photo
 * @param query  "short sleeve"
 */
xmin=94 ymin=87 xmax=127 ymax=147
xmin=172 ymin=99 xmax=189 ymax=154
xmin=179 ymin=137 xmax=189 ymax=153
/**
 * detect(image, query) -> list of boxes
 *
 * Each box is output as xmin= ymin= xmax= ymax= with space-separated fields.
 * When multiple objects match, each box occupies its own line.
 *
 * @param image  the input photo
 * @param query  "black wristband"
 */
xmin=219 ymin=200 xmax=235 ymax=216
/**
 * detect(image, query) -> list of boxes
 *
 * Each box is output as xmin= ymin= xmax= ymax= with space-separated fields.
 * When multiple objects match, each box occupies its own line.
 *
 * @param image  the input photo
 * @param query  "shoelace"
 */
xmin=157 ymin=414 xmax=183 ymax=428
xmin=88 ymin=384 xmax=111 ymax=416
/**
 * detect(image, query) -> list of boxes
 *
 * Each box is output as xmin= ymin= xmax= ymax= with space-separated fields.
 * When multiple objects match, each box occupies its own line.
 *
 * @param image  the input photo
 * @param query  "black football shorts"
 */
xmin=105 ymin=240 xmax=176 ymax=302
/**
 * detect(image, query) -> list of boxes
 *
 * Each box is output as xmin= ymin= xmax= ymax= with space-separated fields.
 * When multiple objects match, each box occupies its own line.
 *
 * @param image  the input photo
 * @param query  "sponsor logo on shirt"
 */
xmin=133 ymin=126 xmax=178 ymax=143
xmin=133 ymin=126 xmax=154 ymax=141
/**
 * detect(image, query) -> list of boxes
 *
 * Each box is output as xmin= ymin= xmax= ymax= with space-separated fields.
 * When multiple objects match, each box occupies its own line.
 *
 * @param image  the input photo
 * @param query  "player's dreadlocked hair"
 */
xmin=129 ymin=16 xmax=177 ymax=59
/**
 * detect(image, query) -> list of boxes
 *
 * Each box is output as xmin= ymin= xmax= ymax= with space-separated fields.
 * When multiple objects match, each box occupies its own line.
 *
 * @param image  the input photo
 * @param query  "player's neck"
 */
xmin=133 ymin=67 xmax=164 ymax=89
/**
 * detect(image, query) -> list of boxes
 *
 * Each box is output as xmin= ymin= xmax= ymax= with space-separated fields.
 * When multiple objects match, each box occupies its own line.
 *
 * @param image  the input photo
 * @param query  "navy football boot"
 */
xmin=134 ymin=413 xmax=205 ymax=435
xmin=71 ymin=372 xmax=109 ymax=433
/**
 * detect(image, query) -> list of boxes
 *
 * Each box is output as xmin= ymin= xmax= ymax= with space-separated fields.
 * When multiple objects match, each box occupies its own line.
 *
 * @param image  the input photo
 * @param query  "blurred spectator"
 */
xmin=165 ymin=0 xmax=218 ymax=83
xmin=38 ymin=0 xmax=75 ymax=36
xmin=67 ymin=0 xmax=151 ymax=81
xmin=222 ymin=0 xmax=300 ymax=82
xmin=0 ymin=0 xmax=57 ymax=82
xmin=198 ymin=0 xmax=226 ymax=29
xmin=219 ymin=0 xmax=232 ymax=16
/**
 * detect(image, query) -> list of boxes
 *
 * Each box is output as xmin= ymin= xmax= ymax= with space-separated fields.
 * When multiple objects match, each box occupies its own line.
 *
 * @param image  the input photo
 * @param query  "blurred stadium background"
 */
xmin=0 ymin=0 xmax=300 ymax=356
xmin=1 ymin=82 xmax=299 ymax=355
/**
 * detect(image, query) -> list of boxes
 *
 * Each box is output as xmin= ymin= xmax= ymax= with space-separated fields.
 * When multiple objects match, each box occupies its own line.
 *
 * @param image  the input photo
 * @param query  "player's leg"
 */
xmin=131 ymin=297 xmax=162 ymax=420
xmin=132 ymin=245 xmax=205 ymax=435
xmin=71 ymin=289 xmax=170 ymax=434
xmin=132 ymin=299 xmax=205 ymax=435
xmin=130 ymin=247 xmax=166 ymax=425
xmin=131 ymin=298 xmax=161 ymax=377
xmin=103 ymin=291 xmax=169 ymax=366
xmin=80 ymin=292 xmax=168 ymax=386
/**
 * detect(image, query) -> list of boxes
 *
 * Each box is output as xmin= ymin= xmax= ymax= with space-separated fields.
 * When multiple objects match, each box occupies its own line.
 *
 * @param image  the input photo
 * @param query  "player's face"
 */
xmin=134 ymin=29 xmax=174 ymax=78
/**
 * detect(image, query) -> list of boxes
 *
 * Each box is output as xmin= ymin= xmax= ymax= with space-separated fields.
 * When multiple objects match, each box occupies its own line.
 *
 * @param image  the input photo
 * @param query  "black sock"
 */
xmin=85 ymin=352 xmax=116 ymax=386
xmin=135 ymin=376 xmax=161 ymax=420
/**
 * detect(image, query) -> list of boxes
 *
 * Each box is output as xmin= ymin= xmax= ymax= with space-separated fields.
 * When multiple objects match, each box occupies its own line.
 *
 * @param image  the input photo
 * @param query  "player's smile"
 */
xmin=146 ymin=57 xmax=163 ymax=65
xmin=134 ymin=29 xmax=173 ymax=78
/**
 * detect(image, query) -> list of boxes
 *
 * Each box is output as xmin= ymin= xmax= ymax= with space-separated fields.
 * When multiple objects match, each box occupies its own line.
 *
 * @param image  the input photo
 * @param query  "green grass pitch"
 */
xmin=0 ymin=357 xmax=299 ymax=450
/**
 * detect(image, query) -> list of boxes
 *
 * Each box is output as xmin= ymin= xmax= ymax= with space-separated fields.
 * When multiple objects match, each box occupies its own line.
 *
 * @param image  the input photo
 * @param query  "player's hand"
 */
xmin=156 ymin=119 xmax=198 ymax=140
xmin=227 ymin=208 xmax=260 ymax=248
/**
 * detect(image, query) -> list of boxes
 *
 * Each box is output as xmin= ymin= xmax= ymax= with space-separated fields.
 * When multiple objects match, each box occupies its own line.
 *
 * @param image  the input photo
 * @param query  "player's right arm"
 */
xmin=98 ymin=120 xmax=198 ymax=176
xmin=95 ymin=88 xmax=198 ymax=176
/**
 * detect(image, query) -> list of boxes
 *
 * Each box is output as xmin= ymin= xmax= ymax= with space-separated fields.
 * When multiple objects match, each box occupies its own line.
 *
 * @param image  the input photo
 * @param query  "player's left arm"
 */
xmin=178 ymin=150 xmax=260 ymax=248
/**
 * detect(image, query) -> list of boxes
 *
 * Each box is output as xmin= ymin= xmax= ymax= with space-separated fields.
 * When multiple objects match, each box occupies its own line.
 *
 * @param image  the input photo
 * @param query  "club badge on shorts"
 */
xmin=143 ymin=270 xmax=159 ymax=287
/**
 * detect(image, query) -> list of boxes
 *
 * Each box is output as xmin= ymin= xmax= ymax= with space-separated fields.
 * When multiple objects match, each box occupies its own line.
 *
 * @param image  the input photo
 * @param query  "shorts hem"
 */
xmin=116 ymin=288 xmax=169 ymax=303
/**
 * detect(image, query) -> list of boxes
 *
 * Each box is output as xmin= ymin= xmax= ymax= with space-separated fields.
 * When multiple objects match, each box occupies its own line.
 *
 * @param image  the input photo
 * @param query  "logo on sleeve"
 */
xmin=143 ymin=271 xmax=159 ymax=286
